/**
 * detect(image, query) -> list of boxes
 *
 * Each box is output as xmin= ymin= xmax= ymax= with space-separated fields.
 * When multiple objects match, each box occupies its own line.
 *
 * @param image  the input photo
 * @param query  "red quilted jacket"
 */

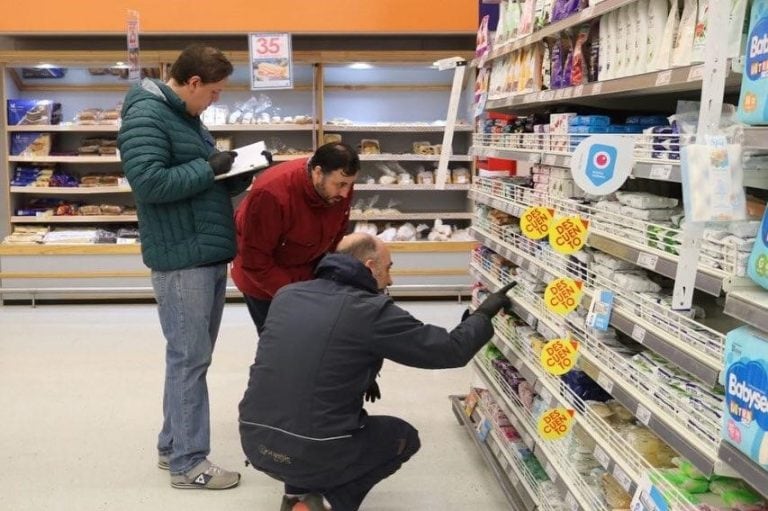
xmin=232 ymin=157 xmax=352 ymax=300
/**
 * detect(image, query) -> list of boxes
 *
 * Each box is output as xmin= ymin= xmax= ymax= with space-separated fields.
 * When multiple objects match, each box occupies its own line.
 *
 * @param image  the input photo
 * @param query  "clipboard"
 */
xmin=214 ymin=140 xmax=270 ymax=181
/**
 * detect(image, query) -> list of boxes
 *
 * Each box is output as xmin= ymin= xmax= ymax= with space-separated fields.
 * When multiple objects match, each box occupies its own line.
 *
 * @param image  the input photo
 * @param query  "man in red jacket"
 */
xmin=232 ymin=143 xmax=359 ymax=334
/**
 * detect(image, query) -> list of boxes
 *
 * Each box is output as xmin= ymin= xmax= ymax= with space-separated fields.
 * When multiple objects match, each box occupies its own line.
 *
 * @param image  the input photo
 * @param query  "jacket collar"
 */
xmin=315 ymin=254 xmax=379 ymax=293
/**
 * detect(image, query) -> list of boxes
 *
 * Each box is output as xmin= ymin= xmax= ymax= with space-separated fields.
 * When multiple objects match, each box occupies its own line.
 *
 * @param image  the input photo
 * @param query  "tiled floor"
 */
xmin=0 ymin=301 xmax=511 ymax=511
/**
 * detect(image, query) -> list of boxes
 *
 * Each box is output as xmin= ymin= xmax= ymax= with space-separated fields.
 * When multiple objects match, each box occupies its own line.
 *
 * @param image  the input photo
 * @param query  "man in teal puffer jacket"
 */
xmin=118 ymin=44 xmax=251 ymax=491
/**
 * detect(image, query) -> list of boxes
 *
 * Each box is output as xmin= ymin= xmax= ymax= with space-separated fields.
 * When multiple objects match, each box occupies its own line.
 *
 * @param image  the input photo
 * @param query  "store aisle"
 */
xmin=0 ymin=301 xmax=510 ymax=511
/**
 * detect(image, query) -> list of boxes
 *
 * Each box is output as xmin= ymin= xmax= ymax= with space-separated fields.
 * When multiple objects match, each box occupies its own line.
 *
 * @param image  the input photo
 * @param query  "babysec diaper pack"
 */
xmin=738 ymin=0 xmax=768 ymax=124
xmin=747 ymin=207 xmax=768 ymax=289
xmin=721 ymin=326 xmax=768 ymax=469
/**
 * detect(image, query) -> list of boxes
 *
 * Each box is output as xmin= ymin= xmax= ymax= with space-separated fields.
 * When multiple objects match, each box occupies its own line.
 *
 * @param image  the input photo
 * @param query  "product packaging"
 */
xmin=586 ymin=289 xmax=614 ymax=330
xmin=589 ymin=21 xmax=600 ymax=83
xmin=634 ymin=0 xmax=650 ymax=75
xmin=654 ymin=0 xmax=679 ymax=70
xmin=647 ymin=0 xmax=669 ymax=69
xmin=604 ymin=9 xmax=618 ymax=80
xmin=7 ymin=99 xmax=62 ymax=125
xmin=738 ymin=0 xmax=768 ymax=125
xmin=615 ymin=6 xmax=629 ymax=77
xmin=672 ymin=0 xmax=697 ymax=67
xmin=571 ymin=24 xmax=591 ymax=86
xmin=10 ymin=133 xmax=52 ymax=156
xmin=691 ymin=0 xmax=709 ymax=63
xmin=747 ymin=207 xmax=768 ymax=289
xmin=721 ymin=326 xmax=768 ymax=471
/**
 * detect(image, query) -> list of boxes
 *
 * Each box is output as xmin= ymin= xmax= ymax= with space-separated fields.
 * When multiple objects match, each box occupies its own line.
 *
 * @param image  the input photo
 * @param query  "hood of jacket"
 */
xmin=121 ymin=78 xmax=191 ymax=121
xmin=315 ymin=253 xmax=379 ymax=294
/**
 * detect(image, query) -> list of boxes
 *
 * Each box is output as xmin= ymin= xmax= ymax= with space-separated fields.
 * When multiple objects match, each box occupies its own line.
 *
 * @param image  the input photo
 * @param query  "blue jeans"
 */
xmin=151 ymin=264 xmax=228 ymax=475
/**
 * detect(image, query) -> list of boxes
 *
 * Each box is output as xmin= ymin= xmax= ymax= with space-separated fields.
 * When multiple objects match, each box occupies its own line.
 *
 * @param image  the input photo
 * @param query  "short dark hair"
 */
xmin=309 ymin=143 xmax=360 ymax=177
xmin=170 ymin=44 xmax=234 ymax=84
xmin=336 ymin=233 xmax=379 ymax=262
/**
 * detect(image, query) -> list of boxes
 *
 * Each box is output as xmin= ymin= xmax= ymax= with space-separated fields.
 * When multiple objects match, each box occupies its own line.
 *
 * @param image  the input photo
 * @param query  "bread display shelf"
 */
xmin=323 ymin=124 xmax=473 ymax=133
xmin=350 ymin=212 xmax=473 ymax=221
xmin=354 ymin=184 xmax=470 ymax=191
xmin=358 ymin=154 xmax=472 ymax=162
xmin=11 ymin=215 xmax=138 ymax=223
xmin=6 ymin=125 xmax=119 ymax=132
xmin=9 ymin=156 xmax=121 ymax=163
xmin=11 ymin=186 xmax=132 ymax=194
xmin=272 ymin=153 xmax=312 ymax=161
xmin=206 ymin=124 xmax=315 ymax=132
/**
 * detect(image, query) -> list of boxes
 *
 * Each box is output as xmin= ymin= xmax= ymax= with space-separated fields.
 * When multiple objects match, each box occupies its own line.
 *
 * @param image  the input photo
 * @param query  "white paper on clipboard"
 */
xmin=213 ymin=141 xmax=270 ymax=181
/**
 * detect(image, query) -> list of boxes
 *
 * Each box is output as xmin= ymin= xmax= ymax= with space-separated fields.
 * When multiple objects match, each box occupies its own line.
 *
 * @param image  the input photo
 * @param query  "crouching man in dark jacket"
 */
xmin=238 ymin=233 xmax=515 ymax=511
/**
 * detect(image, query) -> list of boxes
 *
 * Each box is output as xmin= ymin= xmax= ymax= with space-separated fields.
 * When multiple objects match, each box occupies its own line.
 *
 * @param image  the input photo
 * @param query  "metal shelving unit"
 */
xmin=10 ymin=215 xmax=137 ymax=223
xmin=450 ymin=395 xmax=534 ymax=511
xmin=350 ymin=212 xmax=472 ymax=221
xmin=724 ymin=288 xmax=768 ymax=336
xmin=354 ymin=183 xmax=470 ymax=191
xmin=718 ymin=443 xmax=768 ymax=500
xmin=358 ymin=154 xmax=472 ymax=162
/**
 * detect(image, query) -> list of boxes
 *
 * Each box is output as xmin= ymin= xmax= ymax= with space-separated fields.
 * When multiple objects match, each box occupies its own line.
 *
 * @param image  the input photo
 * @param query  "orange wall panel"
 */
xmin=0 ymin=1 xmax=477 ymax=34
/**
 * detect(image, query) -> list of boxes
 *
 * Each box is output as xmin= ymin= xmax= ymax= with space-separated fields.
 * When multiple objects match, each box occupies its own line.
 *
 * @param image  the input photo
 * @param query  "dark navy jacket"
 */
xmin=238 ymin=253 xmax=494 ymax=473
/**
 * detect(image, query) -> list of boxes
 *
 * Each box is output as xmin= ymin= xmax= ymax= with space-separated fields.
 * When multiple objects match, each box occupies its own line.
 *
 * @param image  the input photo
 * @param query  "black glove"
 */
xmin=474 ymin=281 xmax=517 ymax=319
xmin=365 ymin=381 xmax=381 ymax=403
xmin=261 ymin=150 xmax=274 ymax=166
xmin=208 ymin=150 xmax=238 ymax=176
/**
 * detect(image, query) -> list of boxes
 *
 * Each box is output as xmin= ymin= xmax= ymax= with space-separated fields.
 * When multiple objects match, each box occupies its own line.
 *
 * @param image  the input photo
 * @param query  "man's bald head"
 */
xmin=336 ymin=233 xmax=393 ymax=290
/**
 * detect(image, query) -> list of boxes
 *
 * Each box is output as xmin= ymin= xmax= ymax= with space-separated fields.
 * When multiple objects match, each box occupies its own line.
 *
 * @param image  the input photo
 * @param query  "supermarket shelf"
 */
xmin=470 ymin=263 xmax=720 ymax=476
xmin=272 ymin=153 xmax=312 ymax=161
xmin=450 ymin=396 xmax=533 ymax=511
xmin=9 ymin=155 xmax=121 ymax=163
xmin=471 ymin=356 xmax=589 ymax=511
xmin=742 ymin=127 xmax=768 ymax=150
xmin=471 ymin=145 xmax=541 ymax=163
xmin=486 ymin=65 xmax=739 ymax=112
xmin=632 ymin=161 xmax=682 ymax=182
xmin=350 ymin=212 xmax=472 ymax=221
xmin=487 ymin=0 xmax=636 ymax=61
xmin=717 ymin=443 xmax=768 ymax=500
xmin=489 ymin=334 xmax=640 ymax=497
xmin=6 ymin=124 xmax=119 ymax=132
xmin=354 ymin=183 xmax=471 ymax=191
xmin=587 ymin=233 xmax=726 ymax=297
xmin=471 ymin=225 xmax=721 ymax=385
xmin=11 ymin=215 xmax=137 ymax=223
xmin=468 ymin=189 xmax=525 ymax=217
xmin=206 ymin=124 xmax=314 ymax=131
xmin=323 ymin=124 xmax=473 ymax=132
xmin=358 ymin=153 xmax=472 ymax=162
xmin=11 ymin=186 xmax=132 ymax=194
xmin=724 ymin=288 xmax=768 ymax=334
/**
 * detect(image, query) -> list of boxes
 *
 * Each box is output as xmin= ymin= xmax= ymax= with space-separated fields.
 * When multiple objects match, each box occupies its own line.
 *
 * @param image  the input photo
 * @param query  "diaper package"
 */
xmin=721 ymin=326 xmax=768 ymax=470
xmin=747 ymin=207 xmax=768 ymax=289
xmin=738 ymin=0 xmax=768 ymax=124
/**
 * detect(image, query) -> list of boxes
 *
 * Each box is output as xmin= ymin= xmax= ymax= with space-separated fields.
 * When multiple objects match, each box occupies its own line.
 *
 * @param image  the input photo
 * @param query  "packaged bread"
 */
xmin=324 ymin=133 xmax=342 ymax=145
xmin=413 ymin=141 xmax=431 ymax=155
xmin=79 ymin=205 xmax=102 ymax=216
xmin=360 ymin=139 xmax=381 ymax=155
xmin=451 ymin=167 xmax=471 ymax=184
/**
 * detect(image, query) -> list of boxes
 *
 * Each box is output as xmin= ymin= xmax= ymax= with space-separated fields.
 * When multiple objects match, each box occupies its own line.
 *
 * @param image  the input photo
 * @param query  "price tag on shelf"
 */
xmin=636 ymin=252 xmax=659 ymax=271
xmin=597 ymin=372 xmax=614 ymax=393
xmin=594 ymin=446 xmax=611 ymax=469
xmin=545 ymin=278 xmax=583 ymax=316
xmin=631 ymin=324 xmax=647 ymax=343
xmin=537 ymin=407 xmax=575 ymax=440
xmin=549 ymin=216 xmax=589 ymax=255
xmin=565 ymin=491 xmax=580 ymax=511
xmin=649 ymin=164 xmax=673 ymax=180
xmin=613 ymin=465 xmax=633 ymax=492
xmin=591 ymin=82 xmax=603 ymax=95
xmin=687 ymin=65 xmax=704 ymax=82
xmin=525 ymin=92 xmax=538 ymax=103
xmin=655 ymin=70 xmax=672 ymax=87
xmin=540 ymin=338 xmax=580 ymax=376
xmin=520 ymin=206 xmax=555 ymax=240
xmin=523 ymin=433 xmax=535 ymax=450
xmin=249 ymin=33 xmax=293 ymax=90
xmin=574 ymin=85 xmax=585 ymax=97
xmin=544 ymin=154 xmax=558 ymax=166
xmin=636 ymin=404 xmax=652 ymax=426
xmin=545 ymin=462 xmax=558 ymax=481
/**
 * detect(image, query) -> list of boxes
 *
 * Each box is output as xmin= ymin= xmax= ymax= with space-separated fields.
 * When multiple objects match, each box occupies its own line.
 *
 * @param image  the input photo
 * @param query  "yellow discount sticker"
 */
xmin=544 ymin=277 xmax=583 ymax=316
xmin=540 ymin=338 xmax=580 ymax=375
xmin=537 ymin=407 xmax=575 ymax=441
xmin=520 ymin=206 xmax=555 ymax=240
xmin=549 ymin=216 xmax=589 ymax=254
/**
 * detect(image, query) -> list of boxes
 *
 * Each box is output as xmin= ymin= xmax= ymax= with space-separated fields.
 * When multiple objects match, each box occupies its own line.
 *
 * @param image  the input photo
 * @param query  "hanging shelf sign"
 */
xmin=249 ymin=33 xmax=293 ymax=90
xmin=520 ymin=206 xmax=555 ymax=240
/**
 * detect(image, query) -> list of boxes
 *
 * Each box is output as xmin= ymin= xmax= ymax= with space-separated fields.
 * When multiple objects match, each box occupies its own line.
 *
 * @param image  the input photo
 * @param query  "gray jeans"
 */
xmin=151 ymin=264 xmax=227 ymax=474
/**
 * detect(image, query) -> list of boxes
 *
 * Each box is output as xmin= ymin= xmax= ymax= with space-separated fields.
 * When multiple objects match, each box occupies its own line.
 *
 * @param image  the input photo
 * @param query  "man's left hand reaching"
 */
xmin=365 ymin=381 xmax=381 ymax=403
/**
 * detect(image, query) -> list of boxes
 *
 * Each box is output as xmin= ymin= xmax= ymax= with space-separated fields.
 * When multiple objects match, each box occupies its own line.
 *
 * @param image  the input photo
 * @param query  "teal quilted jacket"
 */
xmin=118 ymin=79 xmax=249 ymax=271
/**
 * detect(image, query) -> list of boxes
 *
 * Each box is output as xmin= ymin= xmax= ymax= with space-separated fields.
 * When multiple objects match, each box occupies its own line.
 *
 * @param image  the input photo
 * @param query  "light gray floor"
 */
xmin=0 ymin=301 xmax=509 ymax=511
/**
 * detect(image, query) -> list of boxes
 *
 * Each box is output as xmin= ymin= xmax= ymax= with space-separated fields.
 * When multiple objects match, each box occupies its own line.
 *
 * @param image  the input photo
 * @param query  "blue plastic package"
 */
xmin=747 ymin=207 xmax=768 ymax=289
xmin=737 ymin=0 xmax=768 ymax=124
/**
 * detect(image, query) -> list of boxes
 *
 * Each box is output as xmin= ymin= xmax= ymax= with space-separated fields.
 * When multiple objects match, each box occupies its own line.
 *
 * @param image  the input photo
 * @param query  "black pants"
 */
xmin=244 ymin=294 xmax=271 ymax=335
xmin=254 ymin=416 xmax=421 ymax=511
